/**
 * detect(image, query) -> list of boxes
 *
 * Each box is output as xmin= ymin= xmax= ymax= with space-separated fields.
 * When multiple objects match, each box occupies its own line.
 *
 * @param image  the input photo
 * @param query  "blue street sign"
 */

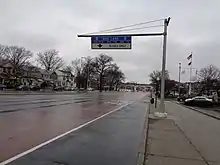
xmin=91 ymin=35 xmax=132 ymax=49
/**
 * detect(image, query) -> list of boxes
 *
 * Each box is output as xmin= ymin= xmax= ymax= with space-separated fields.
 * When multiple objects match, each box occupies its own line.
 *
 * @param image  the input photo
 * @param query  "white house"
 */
xmin=0 ymin=61 xmax=14 ymax=84
xmin=51 ymin=70 xmax=75 ymax=88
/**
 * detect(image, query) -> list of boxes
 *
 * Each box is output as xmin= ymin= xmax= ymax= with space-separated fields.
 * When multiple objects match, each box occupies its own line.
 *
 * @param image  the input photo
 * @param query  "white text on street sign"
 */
xmin=91 ymin=35 xmax=132 ymax=49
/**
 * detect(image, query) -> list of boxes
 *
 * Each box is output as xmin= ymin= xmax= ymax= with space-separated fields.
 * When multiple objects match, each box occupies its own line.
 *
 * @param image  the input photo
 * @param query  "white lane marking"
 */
xmin=0 ymin=101 xmax=134 ymax=165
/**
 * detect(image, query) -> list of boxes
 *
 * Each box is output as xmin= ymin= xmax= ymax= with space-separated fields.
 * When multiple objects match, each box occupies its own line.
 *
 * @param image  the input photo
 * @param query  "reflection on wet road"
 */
xmin=0 ymin=92 xmax=148 ymax=163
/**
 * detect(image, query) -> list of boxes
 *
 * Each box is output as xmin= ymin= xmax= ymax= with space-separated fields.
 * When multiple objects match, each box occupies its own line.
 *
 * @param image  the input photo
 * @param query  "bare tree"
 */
xmin=81 ymin=56 xmax=96 ymax=89
xmin=62 ymin=65 xmax=73 ymax=72
xmin=198 ymin=65 xmax=220 ymax=92
xmin=5 ymin=45 xmax=33 ymax=78
xmin=105 ymin=63 xmax=125 ymax=90
xmin=71 ymin=58 xmax=85 ymax=89
xmin=149 ymin=70 xmax=170 ymax=94
xmin=71 ymin=58 xmax=83 ymax=75
xmin=36 ymin=49 xmax=64 ymax=71
xmin=0 ymin=44 xmax=7 ymax=59
xmin=199 ymin=65 xmax=220 ymax=81
xmin=94 ymin=54 xmax=113 ymax=92
xmin=149 ymin=70 xmax=170 ymax=84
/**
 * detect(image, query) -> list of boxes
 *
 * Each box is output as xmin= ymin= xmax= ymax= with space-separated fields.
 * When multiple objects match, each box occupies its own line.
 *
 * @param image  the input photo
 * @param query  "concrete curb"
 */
xmin=174 ymin=101 xmax=220 ymax=120
xmin=136 ymin=103 xmax=150 ymax=165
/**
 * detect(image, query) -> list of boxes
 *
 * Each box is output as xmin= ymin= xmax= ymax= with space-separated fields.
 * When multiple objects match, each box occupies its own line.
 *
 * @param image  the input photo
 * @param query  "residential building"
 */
xmin=0 ymin=60 xmax=16 ymax=85
xmin=51 ymin=70 xmax=75 ymax=88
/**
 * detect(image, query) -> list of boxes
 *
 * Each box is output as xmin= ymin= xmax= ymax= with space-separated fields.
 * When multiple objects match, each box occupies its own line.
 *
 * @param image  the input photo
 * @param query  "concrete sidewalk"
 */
xmin=145 ymin=104 xmax=207 ymax=165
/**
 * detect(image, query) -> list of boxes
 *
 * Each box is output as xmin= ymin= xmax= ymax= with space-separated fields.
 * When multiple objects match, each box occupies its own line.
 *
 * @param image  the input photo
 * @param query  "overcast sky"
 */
xmin=0 ymin=0 xmax=220 ymax=83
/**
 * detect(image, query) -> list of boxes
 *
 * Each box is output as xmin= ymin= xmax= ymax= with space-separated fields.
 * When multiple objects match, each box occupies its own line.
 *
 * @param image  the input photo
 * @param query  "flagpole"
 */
xmin=178 ymin=63 xmax=181 ymax=97
xmin=189 ymin=53 xmax=192 ymax=96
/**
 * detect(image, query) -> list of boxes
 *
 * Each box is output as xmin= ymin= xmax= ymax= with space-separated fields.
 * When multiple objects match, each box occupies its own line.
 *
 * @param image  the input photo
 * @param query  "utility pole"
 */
xmin=158 ymin=18 xmax=170 ymax=115
xmin=178 ymin=63 xmax=181 ymax=97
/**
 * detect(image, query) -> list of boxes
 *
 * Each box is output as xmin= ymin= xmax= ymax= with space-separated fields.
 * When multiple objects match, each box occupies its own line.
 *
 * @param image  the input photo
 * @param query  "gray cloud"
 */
xmin=0 ymin=0 xmax=220 ymax=83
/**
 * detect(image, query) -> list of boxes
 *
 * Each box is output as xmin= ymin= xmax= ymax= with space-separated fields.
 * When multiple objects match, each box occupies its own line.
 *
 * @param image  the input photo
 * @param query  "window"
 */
xmin=3 ymin=68 xmax=6 ymax=73
xmin=194 ymin=97 xmax=206 ymax=101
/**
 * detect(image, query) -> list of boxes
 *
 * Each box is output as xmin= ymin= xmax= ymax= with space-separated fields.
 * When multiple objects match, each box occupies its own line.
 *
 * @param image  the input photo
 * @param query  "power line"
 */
xmin=103 ymin=25 xmax=164 ymax=34
xmin=83 ymin=18 xmax=165 ymax=35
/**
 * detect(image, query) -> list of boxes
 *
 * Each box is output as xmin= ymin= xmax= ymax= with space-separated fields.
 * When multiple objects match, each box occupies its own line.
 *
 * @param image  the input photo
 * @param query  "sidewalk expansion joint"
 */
xmin=173 ymin=121 xmax=210 ymax=165
xmin=147 ymin=153 xmax=206 ymax=162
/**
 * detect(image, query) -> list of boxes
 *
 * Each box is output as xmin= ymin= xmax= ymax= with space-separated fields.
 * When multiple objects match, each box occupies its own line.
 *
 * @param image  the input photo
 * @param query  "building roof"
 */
xmin=54 ymin=70 xmax=74 ymax=77
xmin=0 ymin=59 xmax=12 ymax=67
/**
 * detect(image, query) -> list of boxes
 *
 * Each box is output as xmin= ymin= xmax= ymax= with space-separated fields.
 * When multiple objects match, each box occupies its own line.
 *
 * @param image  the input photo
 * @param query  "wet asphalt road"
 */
xmin=0 ymin=92 xmax=149 ymax=164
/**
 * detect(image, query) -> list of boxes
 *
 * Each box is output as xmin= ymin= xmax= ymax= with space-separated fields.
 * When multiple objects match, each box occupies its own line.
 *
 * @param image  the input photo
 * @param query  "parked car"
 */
xmin=53 ymin=86 xmax=64 ymax=91
xmin=87 ymin=87 xmax=94 ymax=91
xmin=79 ymin=88 xmax=85 ymax=91
xmin=0 ymin=84 xmax=7 ymax=91
xmin=16 ymin=85 xmax=30 ymax=91
xmin=64 ymin=86 xmax=73 ymax=91
xmin=30 ymin=85 xmax=40 ymax=91
xmin=184 ymin=96 xmax=213 ymax=107
xmin=177 ymin=95 xmax=188 ymax=102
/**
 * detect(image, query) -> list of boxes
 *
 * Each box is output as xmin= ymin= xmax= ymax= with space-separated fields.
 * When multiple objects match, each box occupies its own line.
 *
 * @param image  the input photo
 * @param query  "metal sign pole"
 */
xmin=158 ymin=18 xmax=170 ymax=116
xmin=78 ymin=17 xmax=170 ymax=118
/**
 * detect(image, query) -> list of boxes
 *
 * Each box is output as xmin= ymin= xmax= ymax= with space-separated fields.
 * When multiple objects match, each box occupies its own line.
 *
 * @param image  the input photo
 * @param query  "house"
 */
xmin=51 ymin=70 xmax=75 ymax=88
xmin=0 ymin=60 xmax=16 ymax=85
xmin=0 ymin=59 xmax=60 ymax=88
xmin=21 ymin=67 xmax=56 ymax=87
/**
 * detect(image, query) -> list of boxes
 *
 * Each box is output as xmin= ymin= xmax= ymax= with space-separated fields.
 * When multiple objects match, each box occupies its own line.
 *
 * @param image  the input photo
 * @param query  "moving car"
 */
xmin=53 ymin=86 xmax=64 ymax=91
xmin=64 ymin=86 xmax=75 ymax=91
xmin=0 ymin=84 xmax=6 ymax=91
xmin=30 ymin=85 xmax=40 ymax=91
xmin=184 ymin=96 xmax=213 ymax=107
xmin=16 ymin=85 xmax=30 ymax=91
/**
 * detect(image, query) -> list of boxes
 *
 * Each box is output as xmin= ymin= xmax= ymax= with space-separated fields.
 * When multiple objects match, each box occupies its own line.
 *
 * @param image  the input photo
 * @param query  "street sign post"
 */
xmin=91 ymin=35 xmax=132 ymax=49
xmin=78 ymin=17 xmax=171 ymax=118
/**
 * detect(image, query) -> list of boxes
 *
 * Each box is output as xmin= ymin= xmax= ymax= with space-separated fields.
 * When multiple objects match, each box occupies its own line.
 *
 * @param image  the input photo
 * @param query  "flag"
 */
xmin=188 ymin=61 xmax=192 ymax=66
xmin=187 ymin=54 xmax=192 ymax=60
